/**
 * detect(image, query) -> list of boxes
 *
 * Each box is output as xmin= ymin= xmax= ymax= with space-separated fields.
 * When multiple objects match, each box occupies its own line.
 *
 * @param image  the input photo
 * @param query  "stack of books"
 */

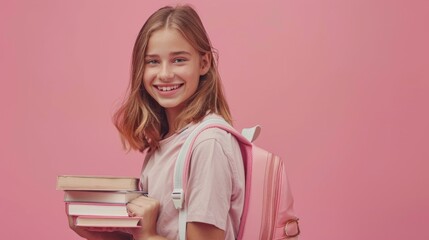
xmin=57 ymin=175 xmax=144 ymax=228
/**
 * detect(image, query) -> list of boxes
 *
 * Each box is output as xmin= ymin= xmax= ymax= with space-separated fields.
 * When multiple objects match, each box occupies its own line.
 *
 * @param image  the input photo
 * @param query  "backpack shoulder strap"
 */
xmin=172 ymin=118 xmax=253 ymax=240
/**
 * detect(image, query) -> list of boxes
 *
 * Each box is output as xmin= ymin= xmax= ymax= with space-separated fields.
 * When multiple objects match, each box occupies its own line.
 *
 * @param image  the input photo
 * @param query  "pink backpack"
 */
xmin=172 ymin=118 xmax=300 ymax=239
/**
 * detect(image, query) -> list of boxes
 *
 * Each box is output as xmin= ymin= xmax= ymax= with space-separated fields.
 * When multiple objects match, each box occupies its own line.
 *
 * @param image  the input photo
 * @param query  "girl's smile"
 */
xmin=153 ymin=83 xmax=184 ymax=96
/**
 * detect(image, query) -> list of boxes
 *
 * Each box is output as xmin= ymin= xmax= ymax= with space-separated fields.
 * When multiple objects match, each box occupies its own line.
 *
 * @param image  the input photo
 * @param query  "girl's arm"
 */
xmin=127 ymin=197 xmax=225 ymax=240
xmin=187 ymin=222 xmax=225 ymax=240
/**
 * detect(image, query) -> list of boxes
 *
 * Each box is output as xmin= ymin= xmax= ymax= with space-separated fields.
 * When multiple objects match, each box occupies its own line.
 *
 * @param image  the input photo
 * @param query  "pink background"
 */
xmin=1 ymin=0 xmax=428 ymax=239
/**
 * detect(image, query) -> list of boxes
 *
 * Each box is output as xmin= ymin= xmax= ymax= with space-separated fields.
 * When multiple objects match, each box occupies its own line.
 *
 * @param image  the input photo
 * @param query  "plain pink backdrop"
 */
xmin=1 ymin=0 xmax=428 ymax=239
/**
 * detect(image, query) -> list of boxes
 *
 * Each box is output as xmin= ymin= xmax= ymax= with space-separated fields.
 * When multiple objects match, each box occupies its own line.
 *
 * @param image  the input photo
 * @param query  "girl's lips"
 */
xmin=154 ymin=83 xmax=184 ymax=96
xmin=155 ymin=84 xmax=183 ymax=92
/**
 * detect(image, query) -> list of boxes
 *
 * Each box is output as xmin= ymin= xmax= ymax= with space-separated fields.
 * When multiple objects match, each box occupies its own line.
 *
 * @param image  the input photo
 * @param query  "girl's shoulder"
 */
xmin=192 ymin=113 xmax=240 ymax=153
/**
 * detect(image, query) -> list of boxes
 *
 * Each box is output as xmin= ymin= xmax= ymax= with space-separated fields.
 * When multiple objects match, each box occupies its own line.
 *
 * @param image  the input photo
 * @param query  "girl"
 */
xmin=68 ymin=5 xmax=244 ymax=240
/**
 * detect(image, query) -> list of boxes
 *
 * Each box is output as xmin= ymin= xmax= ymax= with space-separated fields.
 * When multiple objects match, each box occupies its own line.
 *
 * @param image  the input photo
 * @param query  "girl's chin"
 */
xmin=158 ymin=102 xmax=186 ymax=113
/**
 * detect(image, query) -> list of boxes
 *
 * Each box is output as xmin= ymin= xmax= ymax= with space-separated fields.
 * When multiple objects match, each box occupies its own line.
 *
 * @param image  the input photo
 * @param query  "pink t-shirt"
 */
xmin=140 ymin=115 xmax=245 ymax=240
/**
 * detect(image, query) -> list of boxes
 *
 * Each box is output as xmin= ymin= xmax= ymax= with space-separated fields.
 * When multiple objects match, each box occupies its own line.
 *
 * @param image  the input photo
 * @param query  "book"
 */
xmin=59 ymin=174 xmax=144 ymax=229
xmin=57 ymin=175 xmax=139 ymax=191
xmin=75 ymin=216 xmax=141 ymax=228
xmin=64 ymin=190 xmax=145 ymax=204
xmin=66 ymin=202 xmax=129 ymax=217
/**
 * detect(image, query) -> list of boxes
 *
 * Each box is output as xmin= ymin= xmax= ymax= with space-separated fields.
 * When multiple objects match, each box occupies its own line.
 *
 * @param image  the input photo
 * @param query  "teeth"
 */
xmin=157 ymin=85 xmax=180 ymax=92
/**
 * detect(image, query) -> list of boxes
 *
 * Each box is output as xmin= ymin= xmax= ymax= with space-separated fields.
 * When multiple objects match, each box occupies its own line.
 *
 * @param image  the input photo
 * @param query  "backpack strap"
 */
xmin=172 ymin=118 xmax=252 ymax=240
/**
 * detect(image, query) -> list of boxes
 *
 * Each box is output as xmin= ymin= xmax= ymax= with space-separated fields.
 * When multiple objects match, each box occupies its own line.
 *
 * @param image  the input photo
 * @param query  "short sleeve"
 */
xmin=185 ymin=129 xmax=244 ymax=231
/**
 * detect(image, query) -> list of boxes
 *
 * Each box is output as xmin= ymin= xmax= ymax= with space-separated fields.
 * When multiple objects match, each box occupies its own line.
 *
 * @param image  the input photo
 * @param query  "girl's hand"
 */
xmin=127 ymin=196 xmax=161 ymax=240
xmin=126 ymin=196 xmax=223 ymax=240
xmin=67 ymin=215 xmax=131 ymax=240
xmin=68 ymin=215 xmax=100 ymax=239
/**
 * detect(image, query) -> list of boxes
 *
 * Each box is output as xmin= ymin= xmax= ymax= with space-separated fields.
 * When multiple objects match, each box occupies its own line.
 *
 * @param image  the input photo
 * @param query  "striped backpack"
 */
xmin=172 ymin=118 xmax=300 ymax=239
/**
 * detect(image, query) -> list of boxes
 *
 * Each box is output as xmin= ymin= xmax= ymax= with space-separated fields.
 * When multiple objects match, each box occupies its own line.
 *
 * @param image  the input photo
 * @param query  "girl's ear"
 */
xmin=199 ymin=52 xmax=211 ymax=76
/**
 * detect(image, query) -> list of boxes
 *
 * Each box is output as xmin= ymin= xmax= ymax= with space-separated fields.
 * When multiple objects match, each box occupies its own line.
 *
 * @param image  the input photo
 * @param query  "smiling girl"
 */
xmin=68 ymin=5 xmax=244 ymax=240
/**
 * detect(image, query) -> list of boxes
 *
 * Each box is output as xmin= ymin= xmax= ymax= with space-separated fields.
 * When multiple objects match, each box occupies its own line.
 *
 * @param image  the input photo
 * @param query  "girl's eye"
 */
xmin=146 ymin=59 xmax=159 ymax=64
xmin=173 ymin=58 xmax=187 ymax=63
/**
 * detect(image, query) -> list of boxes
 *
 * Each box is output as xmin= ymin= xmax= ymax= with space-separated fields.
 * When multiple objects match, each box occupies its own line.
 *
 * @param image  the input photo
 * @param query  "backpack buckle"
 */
xmin=172 ymin=189 xmax=184 ymax=209
xmin=285 ymin=218 xmax=300 ymax=238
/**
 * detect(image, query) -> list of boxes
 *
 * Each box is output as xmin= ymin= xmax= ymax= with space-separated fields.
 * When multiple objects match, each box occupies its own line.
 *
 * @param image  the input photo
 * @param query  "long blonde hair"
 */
xmin=113 ymin=5 xmax=232 ymax=151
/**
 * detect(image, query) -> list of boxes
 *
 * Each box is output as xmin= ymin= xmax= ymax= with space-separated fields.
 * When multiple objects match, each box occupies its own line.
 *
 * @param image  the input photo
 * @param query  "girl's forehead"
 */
xmin=146 ymin=28 xmax=196 ymax=55
xmin=145 ymin=28 xmax=198 ymax=56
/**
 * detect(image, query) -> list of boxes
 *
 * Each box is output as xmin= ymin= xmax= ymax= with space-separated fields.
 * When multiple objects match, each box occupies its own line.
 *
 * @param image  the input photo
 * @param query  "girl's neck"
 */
xmin=165 ymin=107 xmax=182 ymax=138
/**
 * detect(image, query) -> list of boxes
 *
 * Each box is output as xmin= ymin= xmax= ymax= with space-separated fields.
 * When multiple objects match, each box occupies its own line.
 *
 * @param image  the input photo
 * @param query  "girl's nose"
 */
xmin=158 ymin=64 xmax=174 ymax=81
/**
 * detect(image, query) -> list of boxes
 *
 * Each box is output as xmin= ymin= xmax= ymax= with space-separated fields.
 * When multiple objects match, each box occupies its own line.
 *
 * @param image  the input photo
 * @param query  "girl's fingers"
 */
xmin=127 ymin=196 xmax=160 ymax=218
xmin=127 ymin=196 xmax=148 ymax=216
xmin=127 ymin=201 xmax=144 ymax=217
xmin=126 ymin=196 xmax=161 ymax=238
xmin=85 ymin=227 xmax=118 ymax=232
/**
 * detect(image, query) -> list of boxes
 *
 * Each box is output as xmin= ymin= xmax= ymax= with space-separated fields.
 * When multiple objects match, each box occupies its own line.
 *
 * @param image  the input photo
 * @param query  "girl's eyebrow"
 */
xmin=171 ymin=51 xmax=191 ymax=56
xmin=144 ymin=54 xmax=158 ymax=58
xmin=145 ymin=51 xmax=191 ymax=58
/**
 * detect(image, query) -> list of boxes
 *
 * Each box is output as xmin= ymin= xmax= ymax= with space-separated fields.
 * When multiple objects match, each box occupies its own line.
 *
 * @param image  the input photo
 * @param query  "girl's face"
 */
xmin=143 ymin=28 xmax=209 ymax=118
